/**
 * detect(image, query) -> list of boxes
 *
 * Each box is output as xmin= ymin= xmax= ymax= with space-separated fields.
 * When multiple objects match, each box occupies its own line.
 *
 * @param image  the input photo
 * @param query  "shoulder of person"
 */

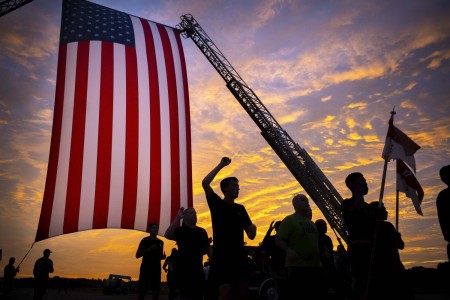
xmin=207 ymin=191 xmax=220 ymax=200
xmin=341 ymin=198 xmax=353 ymax=207
xmin=437 ymin=188 xmax=450 ymax=200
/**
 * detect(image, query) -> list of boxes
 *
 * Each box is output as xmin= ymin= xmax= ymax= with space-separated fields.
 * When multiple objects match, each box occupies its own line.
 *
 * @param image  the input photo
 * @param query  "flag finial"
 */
xmin=390 ymin=106 xmax=396 ymax=117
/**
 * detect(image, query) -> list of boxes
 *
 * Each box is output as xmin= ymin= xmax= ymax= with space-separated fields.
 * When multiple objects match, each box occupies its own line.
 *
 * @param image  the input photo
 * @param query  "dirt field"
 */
xmin=3 ymin=288 xmax=450 ymax=300
xmin=2 ymin=288 xmax=169 ymax=300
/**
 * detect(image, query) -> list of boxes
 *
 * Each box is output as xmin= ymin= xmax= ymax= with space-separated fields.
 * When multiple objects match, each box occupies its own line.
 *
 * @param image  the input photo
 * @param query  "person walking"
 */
xmin=3 ymin=257 xmax=20 ymax=295
xmin=202 ymin=156 xmax=257 ymax=300
xmin=437 ymin=165 xmax=450 ymax=263
xmin=165 ymin=207 xmax=211 ymax=300
xmin=136 ymin=223 xmax=166 ymax=300
xmin=33 ymin=249 xmax=54 ymax=300
xmin=276 ymin=194 xmax=327 ymax=299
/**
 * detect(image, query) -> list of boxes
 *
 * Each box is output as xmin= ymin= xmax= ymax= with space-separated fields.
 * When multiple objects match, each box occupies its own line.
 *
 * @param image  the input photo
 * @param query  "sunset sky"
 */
xmin=0 ymin=0 xmax=449 ymax=281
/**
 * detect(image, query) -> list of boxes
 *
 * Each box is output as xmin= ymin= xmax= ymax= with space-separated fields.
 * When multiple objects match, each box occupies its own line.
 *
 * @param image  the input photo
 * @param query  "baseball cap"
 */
xmin=44 ymin=249 xmax=52 ymax=254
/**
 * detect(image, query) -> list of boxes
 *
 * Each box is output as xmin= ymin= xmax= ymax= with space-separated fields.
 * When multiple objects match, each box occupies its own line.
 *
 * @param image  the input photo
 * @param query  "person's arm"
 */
xmin=262 ymin=221 xmax=275 ymax=247
xmin=207 ymin=237 xmax=213 ymax=258
xmin=164 ymin=207 xmax=184 ymax=240
xmin=49 ymin=260 xmax=54 ymax=273
xmin=163 ymin=257 xmax=169 ymax=272
xmin=245 ymin=223 xmax=257 ymax=240
xmin=202 ymin=157 xmax=231 ymax=198
xmin=33 ymin=261 xmax=37 ymax=277
xmin=396 ymin=231 xmax=405 ymax=250
xmin=136 ymin=240 xmax=157 ymax=258
xmin=275 ymin=235 xmax=298 ymax=262
xmin=160 ymin=242 xmax=166 ymax=260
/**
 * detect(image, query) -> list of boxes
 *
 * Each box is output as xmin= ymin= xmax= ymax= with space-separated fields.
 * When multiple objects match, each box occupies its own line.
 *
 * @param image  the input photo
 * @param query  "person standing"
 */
xmin=437 ymin=165 xmax=450 ymax=262
xmin=33 ymin=249 xmax=54 ymax=300
xmin=367 ymin=201 xmax=413 ymax=300
xmin=165 ymin=207 xmax=211 ymax=300
xmin=341 ymin=172 xmax=376 ymax=300
xmin=163 ymin=247 xmax=179 ymax=300
xmin=315 ymin=219 xmax=336 ymax=294
xmin=136 ymin=223 xmax=166 ymax=300
xmin=262 ymin=220 xmax=286 ymax=298
xmin=202 ymin=156 xmax=257 ymax=300
xmin=3 ymin=257 xmax=20 ymax=295
xmin=334 ymin=244 xmax=352 ymax=300
xmin=275 ymin=193 xmax=326 ymax=299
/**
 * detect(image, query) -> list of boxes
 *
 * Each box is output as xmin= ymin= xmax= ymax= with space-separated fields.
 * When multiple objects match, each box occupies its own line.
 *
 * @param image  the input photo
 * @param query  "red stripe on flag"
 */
xmin=175 ymin=33 xmax=193 ymax=208
xmin=93 ymin=41 xmax=114 ymax=229
xmin=64 ymin=41 xmax=89 ymax=233
xmin=158 ymin=24 xmax=180 ymax=220
xmin=35 ymin=44 xmax=67 ymax=242
xmin=141 ymin=20 xmax=161 ymax=224
xmin=121 ymin=46 xmax=139 ymax=228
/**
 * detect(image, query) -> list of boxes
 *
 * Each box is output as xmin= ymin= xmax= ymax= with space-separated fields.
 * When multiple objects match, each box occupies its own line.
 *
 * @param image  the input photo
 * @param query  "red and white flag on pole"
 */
xmin=36 ymin=0 xmax=192 ymax=242
xmin=396 ymin=159 xmax=424 ymax=215
xmin=382 ymin=115 xmax=421 ymax=172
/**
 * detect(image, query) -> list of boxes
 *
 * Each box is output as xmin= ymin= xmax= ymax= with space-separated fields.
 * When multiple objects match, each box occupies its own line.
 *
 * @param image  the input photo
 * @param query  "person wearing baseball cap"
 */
xmin=33 ymin=248 xmax=54 ymax=300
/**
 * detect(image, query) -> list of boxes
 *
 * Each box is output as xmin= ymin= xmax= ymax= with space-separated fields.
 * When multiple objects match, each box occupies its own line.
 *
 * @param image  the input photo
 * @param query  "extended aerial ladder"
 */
xmin=178 ymin=14 xmax=349 ymax=244
xmin=0 ymin=0 xmax=33 ymax=17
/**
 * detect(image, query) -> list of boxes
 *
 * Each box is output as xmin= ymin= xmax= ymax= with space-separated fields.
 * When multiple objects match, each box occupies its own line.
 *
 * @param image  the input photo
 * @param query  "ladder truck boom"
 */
xmin=178 ymin=14 xmax=349 ymax=244
xmin=0 ymin=0 xmax=34 ymax=17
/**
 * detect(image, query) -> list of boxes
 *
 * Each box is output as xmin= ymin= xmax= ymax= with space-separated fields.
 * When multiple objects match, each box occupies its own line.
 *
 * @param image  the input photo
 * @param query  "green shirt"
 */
xmin=277 ymin=213 xmax=322 ymax=268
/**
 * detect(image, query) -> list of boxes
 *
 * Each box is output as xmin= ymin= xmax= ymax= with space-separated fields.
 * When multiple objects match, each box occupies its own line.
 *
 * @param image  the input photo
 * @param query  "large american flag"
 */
xmin=36 ymin=0 xmax=192 ymax=242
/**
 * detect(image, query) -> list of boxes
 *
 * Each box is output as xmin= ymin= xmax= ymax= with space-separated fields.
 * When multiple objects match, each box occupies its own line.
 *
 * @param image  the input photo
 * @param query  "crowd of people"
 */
xmin=2 ymin=159 xmax=449 ymax=300
xmin=131 ymin=158 xmax=449 ymax=300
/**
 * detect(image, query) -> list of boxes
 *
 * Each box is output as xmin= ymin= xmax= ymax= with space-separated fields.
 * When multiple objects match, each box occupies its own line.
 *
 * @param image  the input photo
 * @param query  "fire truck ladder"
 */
xmin=0 ymin=0 xmax=34 ymax=17
xmin=178 ymin=14 xmax=349 ymax=244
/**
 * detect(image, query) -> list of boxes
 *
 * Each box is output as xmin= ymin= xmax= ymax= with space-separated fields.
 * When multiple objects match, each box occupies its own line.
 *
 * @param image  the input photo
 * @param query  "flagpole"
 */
xmin=378 ymin=108 xmax=396 ymax=207
xmin=366 ymin=108 xmax=397 ymax=298
xmin=379 ymin=159 xmax=389 ymax=206
xmin=395 ymin=189 xmax=399 ymax=231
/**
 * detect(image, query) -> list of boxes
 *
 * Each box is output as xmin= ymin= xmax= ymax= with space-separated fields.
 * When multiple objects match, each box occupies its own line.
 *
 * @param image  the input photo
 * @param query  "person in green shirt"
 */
xmin=276 ymin=193 xmax=326 ymax=299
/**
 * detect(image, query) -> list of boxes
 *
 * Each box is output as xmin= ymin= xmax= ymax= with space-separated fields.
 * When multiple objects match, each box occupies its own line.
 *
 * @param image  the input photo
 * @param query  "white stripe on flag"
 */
xmin=150 ymin=21 xmax=171 ymax=231
xmin=108 ymin=43 xmax=127 ymax=228
xmin=78 ymin=41 xmax=101 ymax=231
xmin=168 ymin=29 xmax=188 ymax=210
xmin=132 ymin=17 xmax=151 ymax=231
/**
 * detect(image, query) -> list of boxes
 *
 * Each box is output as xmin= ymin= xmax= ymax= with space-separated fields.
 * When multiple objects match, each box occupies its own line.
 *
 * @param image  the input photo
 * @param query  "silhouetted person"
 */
xmin=165 ymin=207 xmax=210 ymax=300
xmin=136 ymin=223 xmax=166 ymax=300
xmin=262 ymin=220 xmax=286 ymax=298
xmin=276 ymin=194 xmax=327 ymax=300
xmin=367 ymin=201 xmax=413 ymax=300
xmin=341 ymin=172 xmax=376 ymax=300
xmin=437 ymin=165 xmax=450 ymax=262
xmin=33 ymin=249 xmax=54 ymax=300
xmin=315 ymin=218 xmax=336 ymax=294
xmin=163 ymin=248 xmax=179 ymax=300
xmin=334 ymin=244 xmax=352 ymax=300
xmin=202 ymin=156 xmax=257 ymax=300
xmin=3 ymin=257 xmax=20 ymax=295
